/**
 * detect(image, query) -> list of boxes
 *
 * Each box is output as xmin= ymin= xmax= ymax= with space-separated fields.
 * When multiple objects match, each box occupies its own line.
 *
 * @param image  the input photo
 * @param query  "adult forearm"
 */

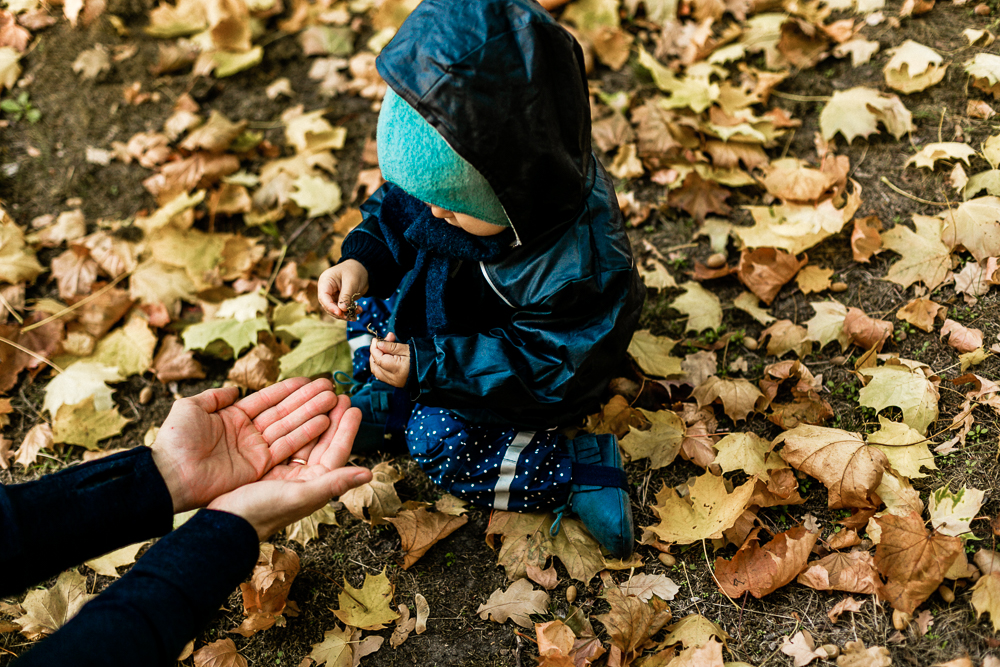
xmin=11 ymin=510 xmax=259 ymax=667
xmin=0 ymin=448 xmax=174 ymax=597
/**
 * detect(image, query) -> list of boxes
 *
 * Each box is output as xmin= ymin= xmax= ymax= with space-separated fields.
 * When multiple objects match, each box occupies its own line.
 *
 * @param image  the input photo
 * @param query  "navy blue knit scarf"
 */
xmin=379 ymin=192 xmax=513 ymax=340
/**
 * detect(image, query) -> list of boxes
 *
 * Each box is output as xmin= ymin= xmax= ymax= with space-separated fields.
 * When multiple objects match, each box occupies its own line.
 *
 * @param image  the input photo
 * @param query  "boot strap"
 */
xmin=571 ymin=463 xmax=628 ymax=489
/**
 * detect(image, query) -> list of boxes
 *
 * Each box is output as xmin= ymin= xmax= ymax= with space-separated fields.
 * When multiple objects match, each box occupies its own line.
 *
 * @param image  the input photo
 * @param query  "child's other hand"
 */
xmin=370 ymin=332 xmax=410 ymax=388
xmin=318 ymin=259 xmax=370 ymax=320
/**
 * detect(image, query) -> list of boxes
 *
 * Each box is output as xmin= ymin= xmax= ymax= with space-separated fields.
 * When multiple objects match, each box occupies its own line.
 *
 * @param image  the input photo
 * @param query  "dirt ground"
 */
xmin=3 ymin=0 xmax=1000 ymax=665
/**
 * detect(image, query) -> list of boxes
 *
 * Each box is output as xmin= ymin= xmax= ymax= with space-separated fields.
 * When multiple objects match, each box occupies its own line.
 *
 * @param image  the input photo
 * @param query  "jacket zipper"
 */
xmin=480 ymin=262 xmax=514 ymax=308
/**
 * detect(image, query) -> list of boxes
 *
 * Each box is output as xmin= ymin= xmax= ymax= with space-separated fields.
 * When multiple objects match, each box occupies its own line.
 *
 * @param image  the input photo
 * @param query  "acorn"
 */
xmin=831 ymin=282 xmax=849 ymax=292
xmin=938 ymin=585 xmax=955 ymax=603
xmin=139 ymin=386 xmax=154 ymax=405
xmin=706 ymin=253 xmax=727 ymax=269
xmin=892 ymin=609 xmax=912 ymax=630
xmin=831 ymin=355 xmax=847 ymax=366
xmin=820 ymin=645 xmax=840 ymax=658
xmin=976 ymin=3 xmax=991 ymax=15
xmin=897 ymin=330 xmax=907 ymax=342
xmin=658 ymin=553 xmax=676 ymax=566
xmin=743 ymin=336 xmax=759 ymax=351
xmin=566 ymin=585 xmax=577 ymax=604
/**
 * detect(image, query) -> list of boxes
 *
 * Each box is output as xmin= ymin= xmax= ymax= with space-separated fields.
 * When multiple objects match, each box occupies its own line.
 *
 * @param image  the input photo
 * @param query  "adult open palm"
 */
xmin=152 ymin=378 xmax=338 ymax=513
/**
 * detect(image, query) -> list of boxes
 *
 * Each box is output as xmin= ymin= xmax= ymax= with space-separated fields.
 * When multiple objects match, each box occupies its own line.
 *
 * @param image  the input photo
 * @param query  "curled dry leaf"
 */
xmin=896 ymin=297 xmax=946 ymax=332
xmin=339 ymin=461 xmax=402 ymax=525
xmin=153 ymin=335 xmax=206 ymax=383
xmin=775 ymin=424 xmax=888 ymax=509
xmin=714 ymin=526 xmax=819 ymax=599
xmin=852 ymin=215 xmax=883 ymax=262
xmin=477 ymin=579 xmax=549 ymax=628
xmin=843 ymin=307 xmax=893 ymax=351
xmin=760 ymin=319 xmax=812 ymax=358
xmin=595 ymin=587 xmax=671 ymax=661
xmin=390 ymin=604 xmax=416 ymax=648
xmin=940 ymin=318 xmax=984 ymax=354
xmin=737 ymin=248 xmax=808 ymax=305
xmin=827 ymin=596 xmax=865 ymax=623
xmin=874 ymin=511 xmax=962 ymax=613
xmin=691 ymin=376 xmax=762 ymax=422
xmin=13 ymin=422 xmax=52 ymax=467
xmin=231 ymin=544 xmax=300 ymax=637
xmin=193 ymin=638 xmax=248 ymax=667
xmin=780 ymin=629 xmax=826 ymax=667
xmin=385 ymin=507 xmax=469 ymax=569
xmin=838 ymin=641 xmax=891 ymax=667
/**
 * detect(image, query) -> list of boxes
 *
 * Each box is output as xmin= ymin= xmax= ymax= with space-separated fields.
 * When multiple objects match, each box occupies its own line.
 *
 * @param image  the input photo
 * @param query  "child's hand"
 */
xmin=370 ymin=332 xmax=410 ymax=388
xmin=318 ymin=260 xmax=370 ymax=320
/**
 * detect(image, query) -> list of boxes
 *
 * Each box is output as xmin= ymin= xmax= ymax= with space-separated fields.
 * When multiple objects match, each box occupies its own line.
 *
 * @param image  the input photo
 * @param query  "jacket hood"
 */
xmin=375 ymin=0 xmax=593 ymax=247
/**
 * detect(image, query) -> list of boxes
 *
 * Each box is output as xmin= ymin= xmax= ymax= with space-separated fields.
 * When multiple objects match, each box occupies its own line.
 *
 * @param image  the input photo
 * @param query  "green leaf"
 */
xmin=182 ymin=317 xmax=270 ymax=357
xmin=276 ymin=317 xmax=351 ymax=380
xmin=0 ymin=99 xmax=20 ymax=112
xmin=52 ymin=397 xmax=130 ymax=451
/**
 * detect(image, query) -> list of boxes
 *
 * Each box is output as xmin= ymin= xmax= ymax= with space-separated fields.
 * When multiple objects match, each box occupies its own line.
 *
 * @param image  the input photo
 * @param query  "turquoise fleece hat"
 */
xmin=377 ymin=88 xmax=510 ymax=228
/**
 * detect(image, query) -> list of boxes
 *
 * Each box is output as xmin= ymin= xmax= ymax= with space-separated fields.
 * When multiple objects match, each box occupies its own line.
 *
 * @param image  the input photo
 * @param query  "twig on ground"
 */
xmin=21 ymin=270 xmax=133 ymax=333
xmin=0 ymin=335 xmax=64 ymax=374
xmin=0 ymin=290 xmax=22 ymax=324
xmin=880 ymin=177 xmax=952 ymax=206
xmin=770 ymin=90 xmax=831 ymax=102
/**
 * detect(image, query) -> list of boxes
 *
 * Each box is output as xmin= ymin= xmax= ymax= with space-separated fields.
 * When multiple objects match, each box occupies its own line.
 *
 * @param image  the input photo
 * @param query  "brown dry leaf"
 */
xmin=692 ymin=376 xmax=762 ymax=422
xmin=838 ymin=641 xmax=891 ymax=667
xmin=780 ymin=629 xmax=826 ymax=666
xmin=179 ymin=110 xmax=247 ymax=153
xmin=595 ymin=587 xmax=672 ymax=662
xmin=852 ymin=215 xmax=883 ymax=262
xmin=828 ymin=596 xmax=865 ymax=623
xmin=386 ymin=508 xmax=469 ymax=569
xmin=228 ymin=344 xmax=279 ymax=390
xmin=737 ymin=248 xmax=808 ymax=305
xmin=969 ymin=100 xmax=997 ymax=119
xmin=339 ymin=461 xmax=402 ymax=525
xmin=874 ymin=512 xmax=962 ymax=613
xmin=972 ymin=571 xmax=1000 ymax=631
xmin=231 ymin=544 xmax=300 ymax=637
xmin=940 ymin=318 xmax=984 ymax=353
xmin=760 ymin=320 xmax=813 ymax=358
xmin=0 ymin=10 xmax=30 ymax=52
xmin=13 ymin=423 xmax=53 ymax=467
xmin=882 ymin=214 xmax=952 ymax=290
xmin=667 ymin=172 xmax=731 ymax=223
xmin=760 ymin=157 xmax=845 ymax=203
xmin=797 ymin=550 xmax=879 ymax=594
xmin=193 ymin=638 xmax=248 ymax=667
xmin=843 ymin=307 xmax=893 ymax=351
xmin=51 ymin=245 xmax=99 ymax=300
xmin=619 ymin=573 xmax=680 ymax=602
xmin=526 ymin=563 xmax=559 ymax=591
xmin=284 ymin=502 xmax=340 ymax=547
xmin=896 ymin=298 xmax=946 ymax=332
xmin=645 ymin=473 xmax=756 ymax=545
xmin=83 ymin=542 xmax=145 ymax=578
xmin=390 ymin=604 xmax=416 ymax=648
xmin=669 ymin=638 xmax=725 ymax=667
xmin=153 ymin=335 xmax=206 ymax=383
xmin=620 ymin=408 xmax=685 ymax=468
xmin=940 ymin=196 xmax=1000 ymax=263
xmin=477 ymin=579 xmax=549 ymax=628
xmin=775 ymin=425 xmax=888 ymax=509
xmin=759 ymin=360 xmax=833 ymax=428
xmin=715 ymin=526 xmax=819 ymax=599
xmin=585 ymin=394 xmax=646 ymax=440
xmin=14 ymin=570 xmax=96 ymax=639
xmin=796 ymin=265 xmax=833 ymax=294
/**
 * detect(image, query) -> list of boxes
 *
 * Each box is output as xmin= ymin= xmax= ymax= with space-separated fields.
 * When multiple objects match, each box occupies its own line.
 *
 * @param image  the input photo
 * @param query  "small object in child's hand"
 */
xmin=343 ymin=292 xmax=362 ymax=320
xmin=367 ymin=323 xmax=384 ymax=342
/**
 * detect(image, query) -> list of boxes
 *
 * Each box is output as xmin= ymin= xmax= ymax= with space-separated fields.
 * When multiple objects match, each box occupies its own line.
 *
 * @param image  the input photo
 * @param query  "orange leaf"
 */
xmin=874 ymin=511 xmax=962 ymax=613
xmin=896 ymin=298 xmax=946 ymax=333
xmin=737 ymin=248 xmax=807 ymax=305
xmin=797 ymin=549 xmax=879 ymax=594
xmin=940 ymin=318 xmax=984 ymax=354
xmin=843 ymin=307 xmax=892 ymax=351
xmin=386 ymin=508 xmax=469 ymax=569
xmin=714 ymin=526 xmax=819 ymax=598
xmin=666 ymin=172 xmax=731 ymax=223
xmin=193 ymin=638 xmax=247 ymax=667
xmin=851 ymin=216 xmax=883 ymax=262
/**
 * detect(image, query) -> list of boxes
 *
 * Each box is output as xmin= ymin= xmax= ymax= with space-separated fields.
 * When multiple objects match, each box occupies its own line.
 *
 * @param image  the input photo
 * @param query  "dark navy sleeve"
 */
xmin=11 ymin=509 xmax=260 ymax=667
xmin=339 ymin=183 xmax=417 ymax=298
xmin=0 ymin=447 xmax=174 ymax=597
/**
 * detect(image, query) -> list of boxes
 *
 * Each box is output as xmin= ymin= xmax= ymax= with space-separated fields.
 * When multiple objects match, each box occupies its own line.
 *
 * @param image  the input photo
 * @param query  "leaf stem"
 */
xmin=0 ymin=335 xmax=64 ymax=374
xmin=21 ymin=269 xmax=133 ymax=333
xmin=880 ymin=177 xmax=951 ymax=206
xmin=701 ymin=538 xmax=740 ymax=611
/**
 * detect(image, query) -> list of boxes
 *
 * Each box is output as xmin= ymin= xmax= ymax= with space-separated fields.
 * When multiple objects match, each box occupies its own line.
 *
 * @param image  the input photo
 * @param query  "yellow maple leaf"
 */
xmin=333 ymin=569 xmax=400 ymax=630
xmin=645 ymin=473 xmax=755 ymax=544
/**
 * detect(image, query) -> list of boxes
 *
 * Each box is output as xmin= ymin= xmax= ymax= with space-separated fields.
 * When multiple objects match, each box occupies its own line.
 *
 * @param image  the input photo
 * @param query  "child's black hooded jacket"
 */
xmin=341 ymin=0 xmax=645 ymax=430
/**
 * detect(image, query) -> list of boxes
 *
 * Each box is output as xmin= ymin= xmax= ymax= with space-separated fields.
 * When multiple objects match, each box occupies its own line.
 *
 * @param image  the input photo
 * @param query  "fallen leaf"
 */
xmin=671 ymin=282 xmax=723 ymax=333
xmin=306 ymin=624 xmax=354 ymax=667
xmin=669 ymin=638 xmax=725 ymax=667
xmin=339 ymin=461 xmax=402 ymax=525
xmin=42 ymin=361 xmax=122 ymax=415
xmin=72 ymin=44 xmax=110 ymax=80
xmin=819 ymin=87 xmax=914 ymax=143
xmin=715 ymin=526 xmax=819 ymax=598
xmin=805 ymin=300 xmax=850 ymax=351
xmin=732 ymin=291 xmax=776 ymax=325
xmin=834 ymin=38 xmax=880 ymax=66
xmin=940 ymin=196 xmax=1000 ymax=262
xmin=905 ymin=142 xmax=976 ymax=170
xmin=858 ymin=364 xmax=940 ymax=435
xmin=928 ymin=485 xmax=985 ymax=538
xmin=713 ymin=432 xmax=787 ymax=481
xmin=276 ymin=316 xmax=351 ymax=380
xmin=966 ymin=53 xmax=1000 ymax=99
xmin=193 ymin=638 xmax=248 ymax=667
xmin=797 ymin=550 xmax=879 ymax=594
xmin=153 ymin=334 xmax=206 ymax=383
xmin=386 ymin=508 xmax=469 ymax=569
xmin=775 ymin=424 xmax=888 ymax=509
xmin=620 ymin=409 xmax=685 ymax=468
xmin=231 ymin=544 xmax=300 ymax=637
xmin=51 ymin=245 xmax=99 ymax=300
xmin=692 ymin=376 xmax=762 ymax=422
xmin=896 ymin=298 xmax=946 ymax=332
xmin=526 ymin=563 xmax=559 ymax=590
xmin=619 ymin=573 xmax=680 ymax=602
xmin=883 ymin=40 xmax=947 ymax=93
xmin=667 ymin=171 xmax=731 ymax=222
xmin=972 ymin=570 xmax=1000 ymax=631
xmin=92 ymin=316 xmax=158 ymax=377
xmin=867 ymin=417 xmax=936 ymax=478
xmin=284 ymin=502 xmax=341 ymax=546
xmin=52 ymin=397 xmax=130 ymax=451
xmin=827 ymin=596 xmax=864 ymax=622
xmin=645 ymin=473 xmax=756 ymax=544
xmin=390 ymin=603 xmax=416 ymax=648
xmin=838 ymin=641 xmax=891 ymax=667
xmin=84 ymin=542 xmax=145 ymax=578
xmin=852 ymin=215 xmax=883 ymax=262
xmin=874 ymin=511 xmax=962 ymax=613
xmin=13 ymin=422 xmax=52 ymax=467
xmin=627 ymin=329 xmax=683 ymax=377
xmin=881 ymin=215 xmax=953 ymax=290
xmin=183 ymin=316 xmax=270 ymax=358
xmin=737 ymin=248 xmax=807 ymax=305
xmin=760 ymin=319 xmax=812 ymax=358
xmin=595 ymin=587 xmax=672 ymax=661
xmin=780 ymin=629 xmax=826 ymax=666
xmin=333 ymin=568 xmax=399 ymax=630
xmin=228 ymin=344 xmax=279 ymax=391
xmin=796 ymin=265 xmax=833 ymax=294
xmin=940 ymin=318 xmax=984 ymax=353
xmin=14 ymin=570 xmax=96 ymax=639
xmin=843 ymin=307 xmax=893 ymax=351
xmin=477 ymin=579 xmax=549 ymax=628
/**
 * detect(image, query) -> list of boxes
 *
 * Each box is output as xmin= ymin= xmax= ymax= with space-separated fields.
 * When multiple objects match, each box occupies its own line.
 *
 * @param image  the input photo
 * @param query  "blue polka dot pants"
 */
xmin=406 ymin=405 xmax=573 ymax=511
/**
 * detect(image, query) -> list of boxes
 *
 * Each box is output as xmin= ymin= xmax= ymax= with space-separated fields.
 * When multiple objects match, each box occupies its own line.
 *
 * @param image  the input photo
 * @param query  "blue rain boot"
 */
xmin=556 ymin=434 xmax=634 ymax=560
xmin=341 ymin=380 xmax=407 ymax=455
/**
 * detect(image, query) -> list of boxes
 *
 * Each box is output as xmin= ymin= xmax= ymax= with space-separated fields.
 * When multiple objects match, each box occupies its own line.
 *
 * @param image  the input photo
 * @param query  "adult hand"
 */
xmin=370 ymin=332 xmax=410 ymax=388
xmin=151 ymin=378 xmax=338 ymax=514
xmin=318 ymin=259 xmax=370 ymax=321
xmin=209 ymin=395 xmax=373 ymax=540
